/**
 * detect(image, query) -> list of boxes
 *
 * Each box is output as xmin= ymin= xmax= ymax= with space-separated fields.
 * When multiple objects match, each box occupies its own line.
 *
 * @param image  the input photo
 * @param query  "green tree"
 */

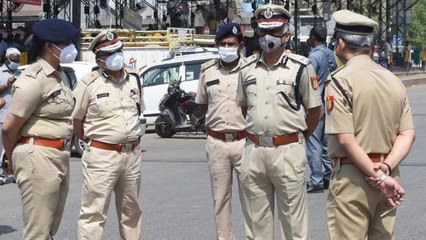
xmin=408 ymin=0 xmax=426 ymax=48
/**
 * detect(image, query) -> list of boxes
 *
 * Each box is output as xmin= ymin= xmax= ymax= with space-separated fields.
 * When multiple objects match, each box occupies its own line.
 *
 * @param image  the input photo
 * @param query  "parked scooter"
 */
xmin=155 ymin=79 xmax=205 ymax=138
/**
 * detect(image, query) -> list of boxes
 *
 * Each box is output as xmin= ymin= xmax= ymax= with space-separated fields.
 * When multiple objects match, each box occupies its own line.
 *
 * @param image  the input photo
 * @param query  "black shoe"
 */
xmin=307 ymin=184 xmax=324 ymax=193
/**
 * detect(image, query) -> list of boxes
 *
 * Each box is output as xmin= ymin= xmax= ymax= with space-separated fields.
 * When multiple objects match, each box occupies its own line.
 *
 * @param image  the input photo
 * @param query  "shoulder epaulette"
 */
xmin=330 ymin=64 xmax=346 ymax=77
xmin=201 ymin=59 xmax=218 ymax=72
xmin=240 ymin=53 xmax=259 ymax=70
xmin=80 ymin=70 xmax=100 ymax=86
xmin=287 ymin=53 xmax=311 ymax=66
xmin=25 ymin=64 xmax=42 ymax=79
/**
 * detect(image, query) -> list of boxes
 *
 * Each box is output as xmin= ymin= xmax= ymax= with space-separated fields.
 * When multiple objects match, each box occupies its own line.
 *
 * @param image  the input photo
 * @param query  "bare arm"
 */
xmin=0 ymin=98 xmax=5 ymax=109
xmin=304 ymin=106 xmax=323 ymax=138
xmin=337 ymin=133 xmax=379 ymax=177
xmin=371 ymin=129 xmax=415 ymax=176
xmin=73 ymin=118 xmax=87 ymax=142
xmin=384 ymin=129 xmax=415 ymax=169
xmin=241 ymin=107 xmax=247 ymax=119
xmin=2 ymin=113 xmax=28 ymax=174
xmin=0 ymin=84 xmax=7 ymax=94
xmin=198 ymin=104 xmax=208 ymax=116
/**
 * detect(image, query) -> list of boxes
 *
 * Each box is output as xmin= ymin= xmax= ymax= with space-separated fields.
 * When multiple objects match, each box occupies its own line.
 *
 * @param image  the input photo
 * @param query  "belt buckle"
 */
xmin=259 ymin=135 xmax=274 ymax=148
xmin=224 ymin=133 xmax=237 ymax=142
xmin=122 ymin=143 xmax=132 ymax=152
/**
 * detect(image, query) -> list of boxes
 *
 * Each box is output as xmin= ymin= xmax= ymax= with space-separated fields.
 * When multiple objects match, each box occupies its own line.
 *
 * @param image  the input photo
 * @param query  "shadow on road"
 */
xmin=0 ymin=225 xmax=17 ymax=235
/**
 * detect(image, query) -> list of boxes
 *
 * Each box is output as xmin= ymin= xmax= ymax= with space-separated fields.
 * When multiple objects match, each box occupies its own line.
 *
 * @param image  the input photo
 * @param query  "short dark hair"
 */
xmin=310 ymin=26 xmax=327 ymax=42
xmin=31 ymin=34 xmax=46 ymax=56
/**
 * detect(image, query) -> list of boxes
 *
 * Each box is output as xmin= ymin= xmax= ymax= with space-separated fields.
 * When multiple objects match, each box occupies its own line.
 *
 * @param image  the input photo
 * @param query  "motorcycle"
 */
xmin=155 ymin=79 xmax=205 ymax=138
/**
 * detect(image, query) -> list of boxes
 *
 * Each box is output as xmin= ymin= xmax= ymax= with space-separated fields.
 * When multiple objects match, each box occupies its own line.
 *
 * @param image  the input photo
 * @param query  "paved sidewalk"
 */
xmin=391 ymin=65 xmax=426 ymax=87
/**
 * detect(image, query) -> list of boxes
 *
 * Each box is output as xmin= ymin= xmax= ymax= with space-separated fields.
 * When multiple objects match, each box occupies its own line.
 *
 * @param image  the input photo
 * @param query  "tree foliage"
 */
xmin=408 ymin=0 xmax=426 ymax=48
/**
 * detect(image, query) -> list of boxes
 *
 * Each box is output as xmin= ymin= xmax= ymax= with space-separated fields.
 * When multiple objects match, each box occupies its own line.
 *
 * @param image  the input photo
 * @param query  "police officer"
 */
xmin=306 ymin=26 xmax=337 ymax=192
xmin=236 ymin=4 xmax=323 ymax=239
xmin=195 ymin=23 xmax=247 ymax=240
xmin=73 ymin=29 xmax=143 ymax=240
xmin=325 ymin=10 xmax=414 ymax=239
xmin=2 ymin=18 xmax=77 ymax=239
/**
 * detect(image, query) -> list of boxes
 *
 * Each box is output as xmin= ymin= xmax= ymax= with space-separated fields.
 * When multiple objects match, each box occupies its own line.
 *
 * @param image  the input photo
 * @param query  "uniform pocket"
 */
xmin=92 ymin=97 xmax=117 ymax=118
xmin=43 ymin=85 xmax=74 ymax=117
xmin=275 ymin=85 xmax=296 ymax=110
xmin=207 ymin=85 xmax=222 ymax=104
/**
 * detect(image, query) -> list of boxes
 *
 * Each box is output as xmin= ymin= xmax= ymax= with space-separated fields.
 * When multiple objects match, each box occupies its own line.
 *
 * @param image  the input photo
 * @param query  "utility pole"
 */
xmin=73 ymin=0 xmax=82 ymax=60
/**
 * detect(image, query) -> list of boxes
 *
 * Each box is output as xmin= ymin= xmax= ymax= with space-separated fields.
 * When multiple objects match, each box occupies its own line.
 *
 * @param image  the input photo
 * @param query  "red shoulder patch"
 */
xmin=310 ymin=75 xmax=319 ymax=90
xmin=326 ymin=95 xmax=334 ymax=112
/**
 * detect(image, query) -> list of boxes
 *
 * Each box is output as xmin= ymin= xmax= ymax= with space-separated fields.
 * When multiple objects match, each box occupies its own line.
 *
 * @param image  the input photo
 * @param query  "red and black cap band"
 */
xmin=94 ymin=38 xmax=120 ymax=51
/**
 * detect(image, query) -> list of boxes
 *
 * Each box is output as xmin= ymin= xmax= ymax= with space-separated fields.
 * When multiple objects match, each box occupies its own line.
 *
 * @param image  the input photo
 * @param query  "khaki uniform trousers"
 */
xmin=240 ymin=139 xmax=309 ymax=240
xmin=78 ymin=144 xmax=142 ymax=240
xmin=206 ymin=135 xmax=245 ymax=240
xmin=12 ymin=142 xmax=70 ymax=240
xmin=327 ymin=162 xmax=400 ymax=240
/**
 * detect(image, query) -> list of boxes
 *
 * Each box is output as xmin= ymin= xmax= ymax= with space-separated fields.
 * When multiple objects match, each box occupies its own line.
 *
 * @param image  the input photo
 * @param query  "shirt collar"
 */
xmin=310 ymin=44 xmax=327 ymax=53
xmin=218 ymin=57 xmax=243 ymax=72
xmin=100 ymin=68 xmax=128 ymax=83
xmin=345 ymin=54 xmax=372 ymax=66
xmin=39 ymin=58 xmax=62 ymax=77
xmin=258 ymin=50 xmax=289 ymax=68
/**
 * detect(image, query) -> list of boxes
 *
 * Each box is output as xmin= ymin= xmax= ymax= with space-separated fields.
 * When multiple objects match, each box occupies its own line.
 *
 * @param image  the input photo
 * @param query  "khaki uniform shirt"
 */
xmin=236 ymin=52 xmax=322 ymax=135
xmin=324 ymin=54 xmax=414 ymax=158
xmin=10 ymin=59 xmax=74 ymax=139
xmin=195 ymin=58 xmax=245 ymax=132
xmin=72 ymin=69 xmax=142 ymax=144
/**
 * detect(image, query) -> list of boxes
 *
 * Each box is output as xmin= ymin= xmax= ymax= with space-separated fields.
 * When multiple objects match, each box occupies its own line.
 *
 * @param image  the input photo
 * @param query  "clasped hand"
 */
xmin=365 ymin=163 xmax=405 ymax=207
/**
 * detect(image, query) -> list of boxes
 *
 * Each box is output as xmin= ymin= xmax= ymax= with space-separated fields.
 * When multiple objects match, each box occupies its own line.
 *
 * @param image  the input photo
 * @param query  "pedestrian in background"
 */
xmin=325 ymin=10 xmax=415 ymax=239
xmin=237 ymin=4 xmax=323 ymax=239
xmin=0 ymin=47 xmax=21 ymax=185
xmin=306 ymin=26 xmax=337 ymax=193
xmin=2 ymin=18 xmax=77 ymax=239
xmin=195 ymin=23 xmax=248 ymax=240
xmin=0 ymin=34 xmax=8 ymax=62
xmin=404 ymin=41 xmax=412 ymax=73
xmin=73 ymin=29 xmax=143 ymax=240
xmin=385 ymin=37 xmax=393 ymax=70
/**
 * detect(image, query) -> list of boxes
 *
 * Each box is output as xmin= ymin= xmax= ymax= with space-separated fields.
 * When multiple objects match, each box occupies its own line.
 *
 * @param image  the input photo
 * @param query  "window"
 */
xmin=185 ymin=63 xmax=201 ymax=81
xmin=141 ymin=64 xmax=180 ymax=87
xmin=63 ymin=67 xmax=77 ymax=90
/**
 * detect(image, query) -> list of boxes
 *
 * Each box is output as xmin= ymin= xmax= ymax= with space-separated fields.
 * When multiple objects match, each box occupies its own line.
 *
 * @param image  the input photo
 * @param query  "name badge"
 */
xmin=276 ymin=78 xmax=293 ymax=85
xmin=244 ymin=78 xmax=256 ymax=86
xmin=97 ymin=93 xmax=109 ymax=99
xmin=206 ymin=79 xmax=220 ymax=87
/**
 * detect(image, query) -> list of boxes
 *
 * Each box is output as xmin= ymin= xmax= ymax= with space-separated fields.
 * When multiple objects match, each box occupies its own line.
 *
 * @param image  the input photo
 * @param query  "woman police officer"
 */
xmin=2 ymin=19 xmax=77 ymax=239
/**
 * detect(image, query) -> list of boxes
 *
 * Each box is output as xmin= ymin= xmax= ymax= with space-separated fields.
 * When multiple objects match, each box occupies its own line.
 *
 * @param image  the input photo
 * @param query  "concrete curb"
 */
xmin=403 ymin=78 xmax=426 ymax=87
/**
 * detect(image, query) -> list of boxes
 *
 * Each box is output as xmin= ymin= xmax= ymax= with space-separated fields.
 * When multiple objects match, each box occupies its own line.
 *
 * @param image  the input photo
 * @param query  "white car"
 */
xmin=139 ymin=51 xmax=219 ymax=126
xmin=19 ymin=61 xmax=147 ymax=156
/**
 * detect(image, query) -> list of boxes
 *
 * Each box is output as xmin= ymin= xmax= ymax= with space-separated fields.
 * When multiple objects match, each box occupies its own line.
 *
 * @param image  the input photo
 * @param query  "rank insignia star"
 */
xmin=326 ymin=95 xmax=334 ymax=112
xmin=310 ymin=75 xmax=319 ymax=90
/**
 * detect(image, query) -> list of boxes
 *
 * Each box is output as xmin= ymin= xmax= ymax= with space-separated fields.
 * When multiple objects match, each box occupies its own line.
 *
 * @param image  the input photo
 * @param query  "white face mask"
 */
xmin=218 ymin=46 xmax=239 ymax=63
xmin=53 ymin=44 xmax=78 ymax=63
xmin=100 ymin=51 xmax=125 ymax=71
xmin=259 ymin=34 xmax=283 ymax=53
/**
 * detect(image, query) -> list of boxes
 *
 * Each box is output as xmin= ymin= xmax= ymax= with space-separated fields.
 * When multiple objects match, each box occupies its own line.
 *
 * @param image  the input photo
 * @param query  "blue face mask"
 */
xmin=8 ymin=62 xmax=19 ymax=71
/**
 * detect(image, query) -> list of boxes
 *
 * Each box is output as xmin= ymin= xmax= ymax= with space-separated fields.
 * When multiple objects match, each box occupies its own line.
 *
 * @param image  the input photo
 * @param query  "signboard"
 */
xmin=12 ymin=0 xmax=41 ymax=5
